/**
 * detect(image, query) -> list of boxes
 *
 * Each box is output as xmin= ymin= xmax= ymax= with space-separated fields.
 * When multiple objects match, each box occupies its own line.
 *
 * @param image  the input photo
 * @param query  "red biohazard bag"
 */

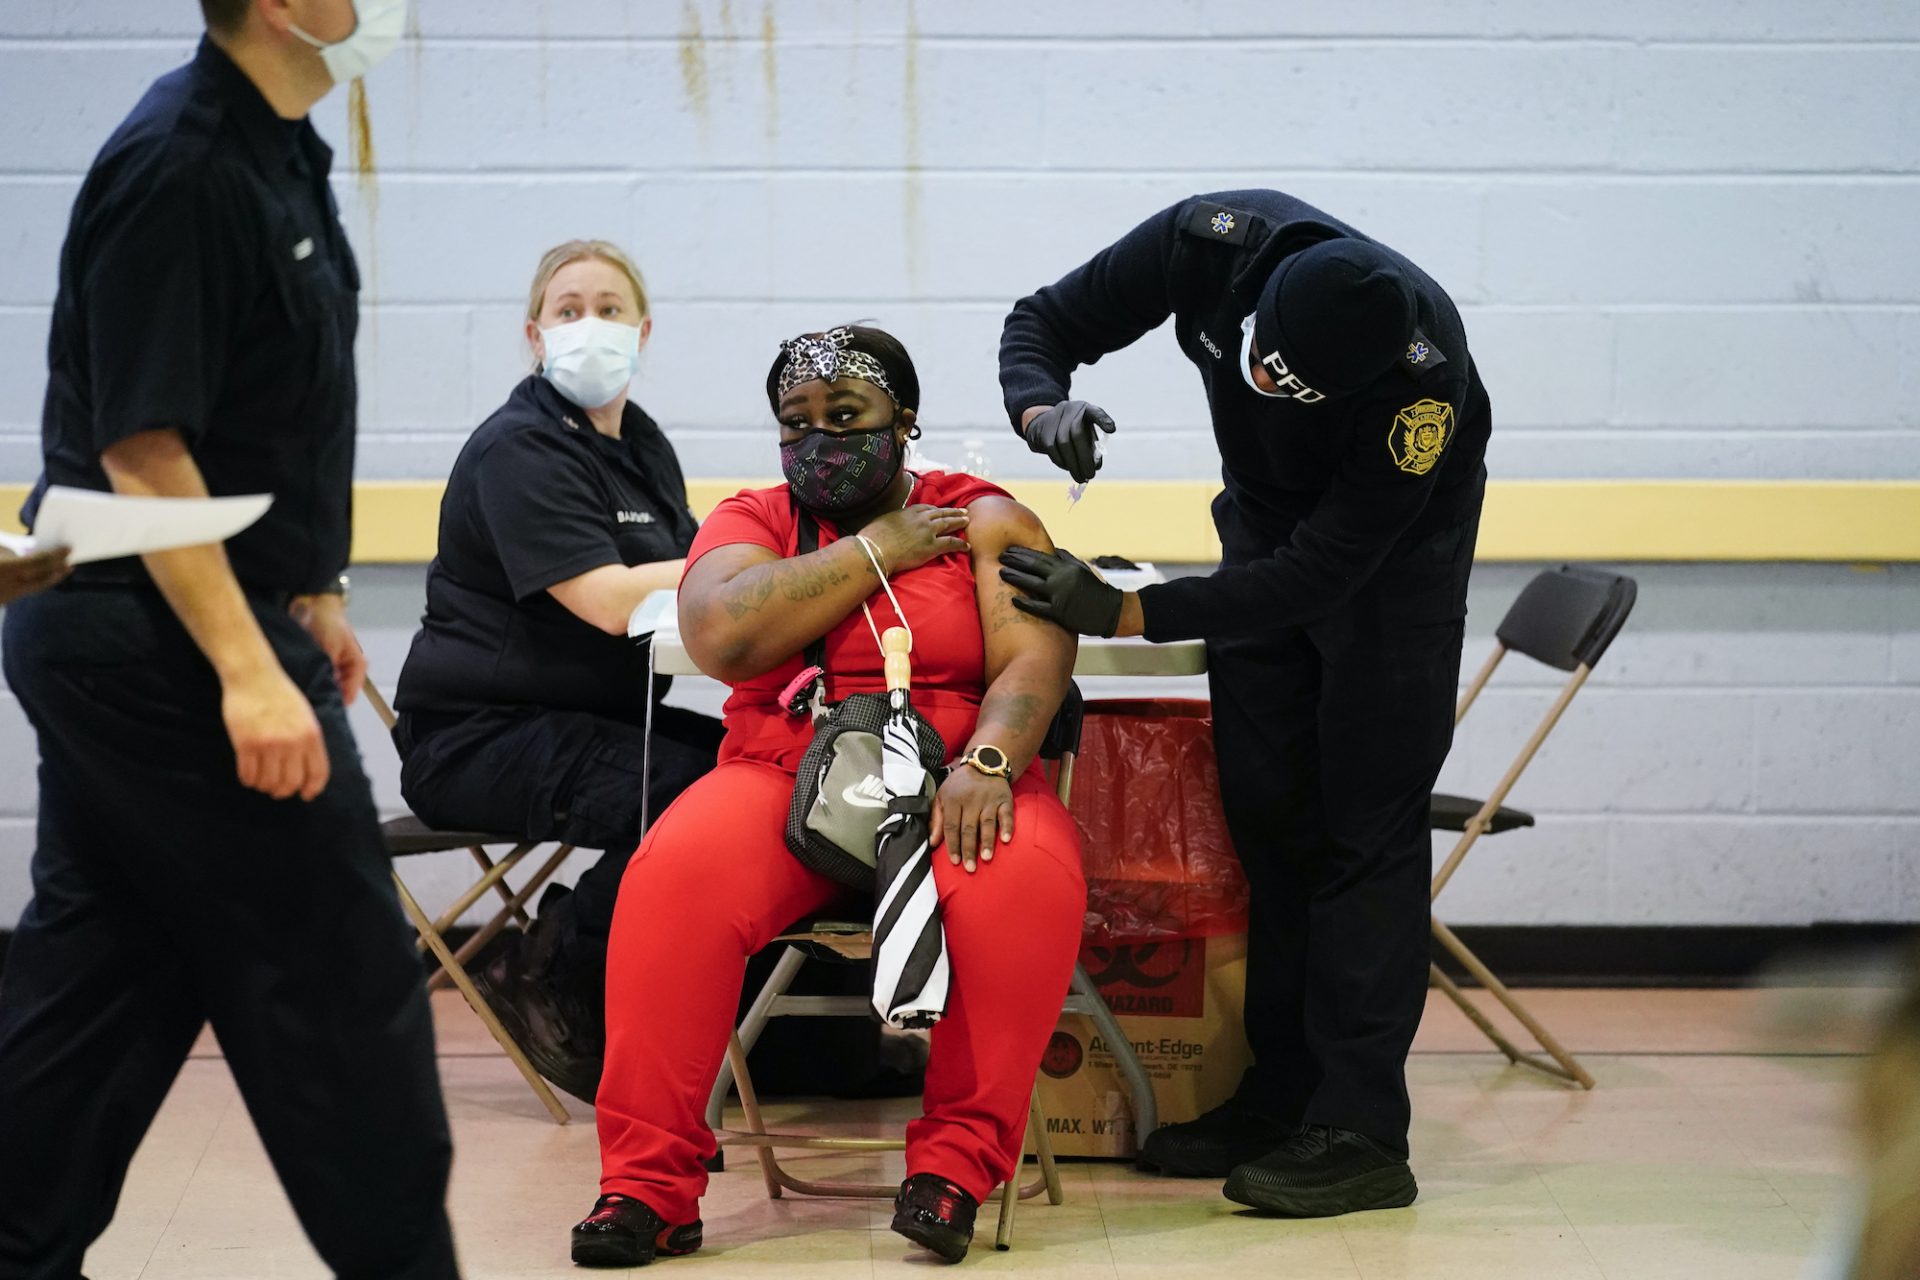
xmin=1067 ymin=699 xmax=1248 ymax=944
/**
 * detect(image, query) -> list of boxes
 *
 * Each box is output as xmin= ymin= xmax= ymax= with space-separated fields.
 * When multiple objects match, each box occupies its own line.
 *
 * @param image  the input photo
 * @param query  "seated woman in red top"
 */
xmin=573 ymin=326 xmax=1086 ymax=1268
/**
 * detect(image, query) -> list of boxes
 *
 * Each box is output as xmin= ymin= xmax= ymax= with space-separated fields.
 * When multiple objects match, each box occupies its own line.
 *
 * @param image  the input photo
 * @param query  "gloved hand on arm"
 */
xmin=998 ymin=546 xmax=1124 ymax=638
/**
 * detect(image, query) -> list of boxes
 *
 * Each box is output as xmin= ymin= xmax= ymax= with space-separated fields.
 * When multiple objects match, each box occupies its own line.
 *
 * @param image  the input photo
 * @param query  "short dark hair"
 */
xmin=199 ymin=0 xmax=251 ymax=35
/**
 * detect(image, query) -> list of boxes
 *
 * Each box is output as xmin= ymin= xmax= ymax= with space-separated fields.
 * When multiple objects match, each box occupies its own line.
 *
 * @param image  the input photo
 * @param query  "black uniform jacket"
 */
xmin=29 ymin=38 xmax=359 ymax=595
xmin=1000 ymin=189 xmax=1491 ymax=642
xmin=395 ymin=376 xmax=699 ymax=725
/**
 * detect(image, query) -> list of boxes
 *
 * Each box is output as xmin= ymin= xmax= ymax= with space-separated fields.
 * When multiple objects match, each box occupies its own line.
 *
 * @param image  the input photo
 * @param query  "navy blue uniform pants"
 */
xmin=1207 ymin=510 xmax=1480 ymax=1151
xmin=0 ymin=586 xmax=457 ymax=1280
xmin=393 ymin=703 xmax=722 ymax=994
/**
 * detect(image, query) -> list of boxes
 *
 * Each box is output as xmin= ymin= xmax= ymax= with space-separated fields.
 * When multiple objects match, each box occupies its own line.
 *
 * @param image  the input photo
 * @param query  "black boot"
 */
xmin=1136 ymin=1097 xmax=1301 ymax=1177
xmin=890 ymin=1174 xmax=978 ymax=1263
xmin=466 ymin=908 xmax=604 ymax=1104
xmin=570 ymin=1194 xmax=702 ymax=1267
xmin=1224 ymin=1124 xmax=1417 ymax=1217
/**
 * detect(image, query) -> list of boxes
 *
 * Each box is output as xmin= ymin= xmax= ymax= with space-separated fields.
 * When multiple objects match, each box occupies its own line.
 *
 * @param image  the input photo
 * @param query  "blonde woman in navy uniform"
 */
xmin=997 ymin=189 xmax=1490 ymax=1218
xmin=392 ymin=240 xmax=721 ymax=1106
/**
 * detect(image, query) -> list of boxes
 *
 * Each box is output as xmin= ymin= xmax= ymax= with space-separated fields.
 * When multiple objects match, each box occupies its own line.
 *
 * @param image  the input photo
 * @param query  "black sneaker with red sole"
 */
xmin=570 ymin=1194 xmax=702 ymax=1268
xmin=890 ymin=1173 xmax=978 ymax=1263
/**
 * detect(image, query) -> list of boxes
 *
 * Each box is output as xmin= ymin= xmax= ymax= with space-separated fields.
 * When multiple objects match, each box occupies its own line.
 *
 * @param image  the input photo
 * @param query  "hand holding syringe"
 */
xmin=1018 ymin=400 xmax=1116 ymax=511
xmin=1066 ymin=439 xmax=1104 ymax=509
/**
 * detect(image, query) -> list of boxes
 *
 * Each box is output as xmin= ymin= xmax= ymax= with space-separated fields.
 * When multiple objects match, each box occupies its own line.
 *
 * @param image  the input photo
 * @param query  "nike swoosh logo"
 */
xmin=840 ymin=778 xmax=890 ymax=809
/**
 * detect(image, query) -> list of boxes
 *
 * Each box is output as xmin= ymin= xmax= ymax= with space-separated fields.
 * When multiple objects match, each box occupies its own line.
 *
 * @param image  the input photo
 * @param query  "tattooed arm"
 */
xmin=970 ymin=496 xmax=1077 ymax=770
xmin=931 ymin=496 xmax=1078 ymax=870
xmin=678 ymin=539 xmax=880 ymax=683
xmin=679 ymin=502 xmax=971 ymax=682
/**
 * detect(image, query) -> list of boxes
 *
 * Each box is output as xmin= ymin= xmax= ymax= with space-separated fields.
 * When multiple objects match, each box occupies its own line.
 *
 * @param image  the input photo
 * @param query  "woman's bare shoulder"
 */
xmin=964 ymin=494 xmax=1052 ymax=553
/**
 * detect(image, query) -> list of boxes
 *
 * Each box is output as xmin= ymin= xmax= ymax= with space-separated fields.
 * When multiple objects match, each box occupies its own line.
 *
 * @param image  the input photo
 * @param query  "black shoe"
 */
xmin=1136 ymin=1098 xmax=1302 ymax=1177
xmin=570 ymin=1194 xmax=702 ymax=1267
xmin=466 ymin=932 xmax=603 ymax=1105
xmin=1223 ymin=1125 xmax=1418 ymax=1217
xmin=890 ymin=1174 xmax=978 ymax=1263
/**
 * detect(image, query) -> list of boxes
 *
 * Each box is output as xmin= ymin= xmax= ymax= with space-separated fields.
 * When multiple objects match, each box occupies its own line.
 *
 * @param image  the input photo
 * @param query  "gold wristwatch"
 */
xmin=958 ymin=744 xmax=1014 ymax=780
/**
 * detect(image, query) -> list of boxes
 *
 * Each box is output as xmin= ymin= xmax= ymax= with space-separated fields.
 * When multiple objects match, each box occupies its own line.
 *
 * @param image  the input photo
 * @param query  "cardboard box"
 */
xmin=1034 ymin=933 xmax=1249 ymax=1158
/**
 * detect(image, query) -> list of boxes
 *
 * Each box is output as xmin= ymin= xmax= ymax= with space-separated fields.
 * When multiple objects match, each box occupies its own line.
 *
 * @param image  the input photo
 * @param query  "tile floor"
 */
xmin=85 ymin=987 xmax=1878 ymax=1279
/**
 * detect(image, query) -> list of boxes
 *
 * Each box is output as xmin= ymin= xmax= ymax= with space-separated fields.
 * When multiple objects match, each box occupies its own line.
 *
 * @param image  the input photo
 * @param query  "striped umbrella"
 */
xmin=869 ymin=627 xmax=950 ymax=1029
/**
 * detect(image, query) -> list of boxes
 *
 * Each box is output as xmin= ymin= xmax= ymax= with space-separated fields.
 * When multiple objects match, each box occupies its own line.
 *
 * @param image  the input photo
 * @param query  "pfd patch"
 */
xmin=1389 ymin=399 xmax=1453 ymax=476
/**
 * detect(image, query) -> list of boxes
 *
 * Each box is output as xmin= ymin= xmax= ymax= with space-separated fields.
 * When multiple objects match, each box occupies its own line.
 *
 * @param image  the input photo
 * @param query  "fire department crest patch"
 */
xmin=1389 ymin=399 xmax=1453 ymax=476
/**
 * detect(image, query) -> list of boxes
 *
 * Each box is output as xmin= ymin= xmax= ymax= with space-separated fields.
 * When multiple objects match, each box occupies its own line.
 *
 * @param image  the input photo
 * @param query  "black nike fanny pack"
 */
xmin=784 ymin=691 xmax=946 ymax=888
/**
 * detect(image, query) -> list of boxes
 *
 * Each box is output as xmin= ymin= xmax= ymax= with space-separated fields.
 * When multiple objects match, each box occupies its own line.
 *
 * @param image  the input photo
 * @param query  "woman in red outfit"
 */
xmin=573 ymin=326 xmax=1086 ymax=1267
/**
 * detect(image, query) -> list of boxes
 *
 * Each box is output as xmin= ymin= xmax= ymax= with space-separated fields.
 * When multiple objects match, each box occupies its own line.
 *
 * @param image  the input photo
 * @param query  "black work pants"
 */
xmin=0 ymin=586 xmax=457 ymax=1280
xmin=1206 ymin=510 xmax=1479 ymax=1151
xmin=393 ymin=703 xmax=722 ymax=992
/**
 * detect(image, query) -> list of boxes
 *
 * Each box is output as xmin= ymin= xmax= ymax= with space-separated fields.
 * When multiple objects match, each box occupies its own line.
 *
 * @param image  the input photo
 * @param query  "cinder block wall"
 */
xmin=0 ymin=2 xmax=1915 ymax=927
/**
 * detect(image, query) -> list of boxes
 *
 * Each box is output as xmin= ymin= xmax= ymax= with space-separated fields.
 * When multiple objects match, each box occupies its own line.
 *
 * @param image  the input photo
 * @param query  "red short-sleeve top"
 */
xmin=684 ymin=469 xmax=1012 ymax=771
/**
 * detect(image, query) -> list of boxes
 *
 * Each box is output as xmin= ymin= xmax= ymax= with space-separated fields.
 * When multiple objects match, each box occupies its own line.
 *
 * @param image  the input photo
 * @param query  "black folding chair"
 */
xmin=1428 ymin=565 xmax=1638 ymax=1090
xmin=362 ymin=676 xmax=577 ymax=1123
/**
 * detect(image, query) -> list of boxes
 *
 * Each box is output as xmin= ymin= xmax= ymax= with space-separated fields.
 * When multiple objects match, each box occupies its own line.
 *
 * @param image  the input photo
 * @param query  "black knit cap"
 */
xmin=1252 ymin=240 xmax=1417 ymax=400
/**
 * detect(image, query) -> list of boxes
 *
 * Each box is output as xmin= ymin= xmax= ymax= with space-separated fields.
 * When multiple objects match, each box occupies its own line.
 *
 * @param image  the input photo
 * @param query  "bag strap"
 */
xmin=793 ymin=499 xmax=912 ymax=707
xmin=795 ymin=503 xmax=830 ymax=698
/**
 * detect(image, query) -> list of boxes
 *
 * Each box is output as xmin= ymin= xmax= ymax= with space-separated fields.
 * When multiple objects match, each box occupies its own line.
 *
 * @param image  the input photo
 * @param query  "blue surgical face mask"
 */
xmin=540 ymin=317 xmax=641 ymax=410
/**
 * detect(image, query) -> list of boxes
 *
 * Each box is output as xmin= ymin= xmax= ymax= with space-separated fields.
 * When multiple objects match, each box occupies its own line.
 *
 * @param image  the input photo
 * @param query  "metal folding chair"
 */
xmin=702 ymin=685 xmax=1159 ymax=1251
xmin=362 ymin=676 xmax=579 ymax=1124
xmin=1428 ymin=565 xmax=1638 ymax=1090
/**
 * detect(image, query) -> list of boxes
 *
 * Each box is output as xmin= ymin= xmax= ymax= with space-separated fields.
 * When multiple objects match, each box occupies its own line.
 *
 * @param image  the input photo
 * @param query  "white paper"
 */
xmin=16 ymin=486 xmax=273 ymax=565
xmin=626 ymin=589 xmax=678 ymax=640
xmin=1099 ymin=563 xmax=1164 ymax=593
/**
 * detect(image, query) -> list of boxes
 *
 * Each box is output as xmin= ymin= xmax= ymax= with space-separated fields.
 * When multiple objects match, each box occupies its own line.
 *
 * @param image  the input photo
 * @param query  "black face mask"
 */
xmin=781 ymin=422 xmax=904 ymax=514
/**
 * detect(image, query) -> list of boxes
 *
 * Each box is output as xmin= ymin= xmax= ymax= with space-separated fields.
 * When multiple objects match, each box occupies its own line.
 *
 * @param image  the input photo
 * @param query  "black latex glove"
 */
xmin=1021 ymin=400 xmax=1116 ymax=484
xmin=998 ymin=546 xmax=1123 ymax=638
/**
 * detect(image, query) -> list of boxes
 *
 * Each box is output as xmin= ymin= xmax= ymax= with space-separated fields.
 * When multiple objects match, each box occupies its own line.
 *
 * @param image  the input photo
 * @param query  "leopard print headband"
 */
xmin=773 ymin=327 xmax=897 ymax=402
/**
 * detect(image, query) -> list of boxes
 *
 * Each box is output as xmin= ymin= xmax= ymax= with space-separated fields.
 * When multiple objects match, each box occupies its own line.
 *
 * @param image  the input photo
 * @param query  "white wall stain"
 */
xmin=902 ymin=0 xmax=922 ymax=294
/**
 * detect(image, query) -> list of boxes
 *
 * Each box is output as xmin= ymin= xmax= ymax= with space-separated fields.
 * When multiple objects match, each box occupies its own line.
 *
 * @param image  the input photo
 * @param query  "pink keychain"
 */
xmin=779 ymin=665 xmax=825 ymax=716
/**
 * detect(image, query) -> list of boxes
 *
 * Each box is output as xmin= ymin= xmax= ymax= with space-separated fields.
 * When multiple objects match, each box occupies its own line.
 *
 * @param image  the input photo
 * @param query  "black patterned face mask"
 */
xmin=781 ymin=422 xmax=903 ymax=514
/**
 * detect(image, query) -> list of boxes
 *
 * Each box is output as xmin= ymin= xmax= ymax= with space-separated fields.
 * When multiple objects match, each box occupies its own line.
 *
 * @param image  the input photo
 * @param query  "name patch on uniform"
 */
xmin=292 ymin=237 xmax=315 ymax=261
xmin=1400 ymin=326 xmax=1448 ymax=379
xmin=1182 ymin=203 xmax=1252 ymax=246
xmin=1389 ymin=399 xmax=1453 ymax=476
xmin=616 ymin=510 xmax=655 ymax=524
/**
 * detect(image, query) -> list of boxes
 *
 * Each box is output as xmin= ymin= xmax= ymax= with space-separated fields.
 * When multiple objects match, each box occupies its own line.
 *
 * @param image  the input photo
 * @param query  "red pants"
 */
xmin=597 ymin=760 xmax=1086 ymax=1223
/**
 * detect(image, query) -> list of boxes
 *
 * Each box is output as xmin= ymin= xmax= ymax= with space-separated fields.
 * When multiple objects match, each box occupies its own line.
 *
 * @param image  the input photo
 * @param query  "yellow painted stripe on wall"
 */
xmin=3 ymin=480 xmax=1916 ymax=564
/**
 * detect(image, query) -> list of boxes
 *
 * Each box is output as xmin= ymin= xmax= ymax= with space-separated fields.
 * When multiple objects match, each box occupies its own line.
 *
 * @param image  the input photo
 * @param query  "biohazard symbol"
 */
xmin=1389 ymin=398 xmax=1453 ymax=476
xmin=1041 ymin=1031 xmax=1085 ymax=1079
xmin=1084 ymin=940 xmax=1196 ymax=990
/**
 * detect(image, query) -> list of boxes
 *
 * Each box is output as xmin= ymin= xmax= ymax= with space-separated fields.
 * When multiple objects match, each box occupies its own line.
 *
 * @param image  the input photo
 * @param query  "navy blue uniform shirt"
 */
xmin=29 ymin=38 xmax=359 ymax=595
xmin=394 ymin=376 xmax=699 ymax=724
xmin=1000 ymin=189 xmax=1491 ymax=642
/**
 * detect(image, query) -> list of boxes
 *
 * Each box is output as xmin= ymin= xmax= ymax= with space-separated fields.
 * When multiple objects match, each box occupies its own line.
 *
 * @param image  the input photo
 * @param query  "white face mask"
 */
xmin=1239 ymin=311 xmax=1326 ymax=404
xmin=291 ymin=0 xmax=408 ymax=86
xmin=540 ymin=317 xmax=642 ymax=410
xmin=1239 ymin=312 xmax=1281 ymax=398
